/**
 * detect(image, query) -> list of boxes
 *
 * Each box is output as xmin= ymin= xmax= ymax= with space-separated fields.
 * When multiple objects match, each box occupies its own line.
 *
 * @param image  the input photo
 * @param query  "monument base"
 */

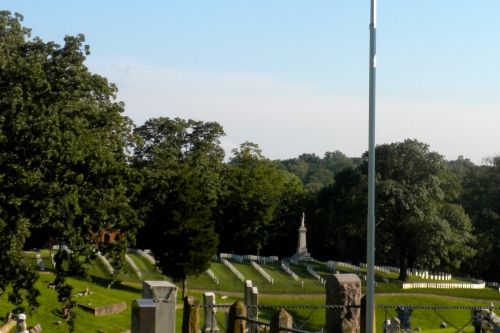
xmin=292 ymin=248 xmax=313 ymax=261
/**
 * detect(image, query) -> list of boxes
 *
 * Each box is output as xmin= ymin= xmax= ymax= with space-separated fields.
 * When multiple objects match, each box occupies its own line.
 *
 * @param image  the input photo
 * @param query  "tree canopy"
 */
xmin=0 ymin=11 xmax=141 ymax=328
xmin=216 ymin=142 xmax=304 ymax=256
xmin=132 ymin=117 xmax=224 ymax=298
xmin=365 ymin=140 xmax=474 ymax=280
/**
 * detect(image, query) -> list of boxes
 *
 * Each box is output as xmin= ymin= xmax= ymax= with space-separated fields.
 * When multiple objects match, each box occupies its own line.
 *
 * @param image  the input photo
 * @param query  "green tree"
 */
xmin=309 ymin=167 xmax=366 ymax=262
xmin=323 ymin=150 xmax=356 ymax=174
xmin=0 ymin=11 xmax=141 ymax=329
xmin=216 ymin=142 xmax=304 ymax=255
xmin=461 ymin=156 xmax=500 ymax=280
xmin=133 ymin=117 xmax=224 ymax=298
xmin=364 ymin=139 xmax=475 ymax=281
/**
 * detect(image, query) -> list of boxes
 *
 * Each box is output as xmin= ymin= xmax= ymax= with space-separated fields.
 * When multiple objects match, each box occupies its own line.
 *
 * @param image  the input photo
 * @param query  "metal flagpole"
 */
xmin=366 ymin=0 xmax=377 ymax=332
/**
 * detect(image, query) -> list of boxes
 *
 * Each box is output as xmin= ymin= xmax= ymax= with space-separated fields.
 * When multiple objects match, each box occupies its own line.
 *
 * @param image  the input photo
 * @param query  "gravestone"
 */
xmin=14 ymin=313 xmax=28 ymax=333
xmin=131 ymin=299 xmax=156 ymax=333
xmin=270 ymin=309 xmax=292 ymax=333
xmin=396 ymin=307 xmax=412 ymax=332
xmin=201 ymin=292 xmax=219 ymax=333
xmin=142 ymin=280 xmax=178 ymax=333
xmin=325 ymin=274 xmax=361 ymax=333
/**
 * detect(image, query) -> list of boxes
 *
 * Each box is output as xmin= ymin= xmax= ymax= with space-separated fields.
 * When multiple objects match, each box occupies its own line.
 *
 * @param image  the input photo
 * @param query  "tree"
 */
xmin=461 ymin=156 xmax=500 ymax=280
xmin=308 ymin=167 xmax=366 ymax=262
xmin=364 ymin=139 xmax=475 ymax=281
xmin=215 ymin=142 xmax=304 ymax=255
xmin=0 ymin=11 xmax=141 ymax=329
xmin=133 ymin=117 xmax=224 ymax=298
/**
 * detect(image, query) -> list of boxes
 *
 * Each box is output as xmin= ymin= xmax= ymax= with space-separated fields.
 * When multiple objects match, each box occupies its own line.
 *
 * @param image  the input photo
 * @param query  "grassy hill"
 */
xmin=5 ymin=250 xmax=499 ymax=333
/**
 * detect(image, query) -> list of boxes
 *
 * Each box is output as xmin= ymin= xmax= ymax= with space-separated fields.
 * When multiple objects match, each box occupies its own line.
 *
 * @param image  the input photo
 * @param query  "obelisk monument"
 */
xmin=292 ymin=213 xmax=312 ymax=261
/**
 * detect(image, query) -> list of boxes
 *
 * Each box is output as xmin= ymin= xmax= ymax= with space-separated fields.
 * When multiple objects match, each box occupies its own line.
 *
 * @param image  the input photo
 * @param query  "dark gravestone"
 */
xmin=325 ymin=274 xmax=362 ymax=333
xmin=132 ymin=299 xmax=156 ymax=333
xmin=396 ymin=308 xmax=413 ymax=332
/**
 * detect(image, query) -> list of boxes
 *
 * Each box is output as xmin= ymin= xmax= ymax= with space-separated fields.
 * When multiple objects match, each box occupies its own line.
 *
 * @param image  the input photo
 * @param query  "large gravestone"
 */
xmin=142 ymin=280 xmax=178 ymax=333
xmin=201 ymin=292 xmax=219 ymax=333
xmin=325 ymin=274 xmax=362 ymax=333
xmin=131 ymin=299 xmax=156 ymax=333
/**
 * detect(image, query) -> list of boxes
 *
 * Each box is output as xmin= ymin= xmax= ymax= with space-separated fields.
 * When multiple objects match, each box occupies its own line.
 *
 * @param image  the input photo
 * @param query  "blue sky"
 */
xmin=4 ymin=1 xmax=500 ymax=164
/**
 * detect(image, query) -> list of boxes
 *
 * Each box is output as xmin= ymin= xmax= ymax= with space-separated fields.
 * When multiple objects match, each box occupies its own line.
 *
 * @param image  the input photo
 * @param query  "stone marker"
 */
xmin=182 ymin=296 xmax=199 ymax=333
xmin=131 ymin=299 xmax=156 ymax=333
xmin=142 ymin=280 xmax=178 ymax=333
xmin=227 ymin=301 xmax=246 ymax=333
xmin=14 ymin=313 xmax=28 ymax=333
xmin=325 ymin=274 xmax=361 ymax=333
xmin=201 ymin=292 xmax=219 ymax=333
xmin=270 ymin=309 xmax=292 ymax=333
xmin=396 ymin=308 xmax=412 ymax=332
xmin=249 ymin=286 xmax=259 ymax=333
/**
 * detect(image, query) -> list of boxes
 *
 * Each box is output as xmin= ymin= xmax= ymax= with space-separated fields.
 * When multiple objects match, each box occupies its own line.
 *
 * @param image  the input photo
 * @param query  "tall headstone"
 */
xmin=292 ymin=213 xmax=312 ymax=261
xmin=201 ymin=292 xmax=219 ymax=333
xmin=325 ymin=274 xmax=361 ymax=333
xmin=142 ymin=280 xmax=178 ymax=333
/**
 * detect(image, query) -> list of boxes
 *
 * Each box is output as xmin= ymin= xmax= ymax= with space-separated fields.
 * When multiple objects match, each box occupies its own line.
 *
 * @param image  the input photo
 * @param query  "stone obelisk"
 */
xmin=292 ymin=213 xmax=312 ymax=261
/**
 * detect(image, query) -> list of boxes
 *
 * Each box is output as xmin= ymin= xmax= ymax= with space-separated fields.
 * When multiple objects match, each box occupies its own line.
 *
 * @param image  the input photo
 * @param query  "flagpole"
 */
xmin=367 ymin=0 xmax=377 ymax=332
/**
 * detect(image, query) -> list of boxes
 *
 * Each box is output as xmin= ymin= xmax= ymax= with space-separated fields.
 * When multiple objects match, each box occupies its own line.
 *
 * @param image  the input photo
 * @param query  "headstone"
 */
xmin=142 ymin=280 xmax=178 ymax=333
xmin=391 ymin=318 xmax=401 ymax=332
xmin=182 ymin=296 xmax=200 ymax=333
xmin=131 ymin=299 xmax=156 ymax=333
xmin=249 ymin=287 xmax=259 ymax=333
xmin=27 ymin=323 xmax=42 ymax=333
xmin=244 ymin=280 xmax=253 ymax=307
xmin=201 ymin=292 xmax=219 ymax=333
xmin=396 ymin=307 xmax=413 ymax=332
xmin=14 ymin=313 xmax=28 ymax=333
xmin=325 ymin=274 xmax=361 ymax=333
xmin=270 ymin=309 xmax=292 ymax=333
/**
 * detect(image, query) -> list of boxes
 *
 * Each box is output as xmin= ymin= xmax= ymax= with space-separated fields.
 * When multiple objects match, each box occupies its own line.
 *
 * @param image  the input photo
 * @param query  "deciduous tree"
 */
xmin=216 ymin=142 xmax=304 ymax=255
xmin=364 ymin=139 xmax=475 ymax=280
xmin=0 ymin=11 xmax=141 ymax=329
xmin=133 ymin=117 xmax=224 ymax=298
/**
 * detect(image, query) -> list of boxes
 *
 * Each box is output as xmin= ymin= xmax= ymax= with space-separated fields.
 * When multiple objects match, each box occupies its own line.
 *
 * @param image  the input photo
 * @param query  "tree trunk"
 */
xmin=397 ymin=244 xmax=408 ymax=281
xmin=182 ymin=277 xmax=188 ymax=299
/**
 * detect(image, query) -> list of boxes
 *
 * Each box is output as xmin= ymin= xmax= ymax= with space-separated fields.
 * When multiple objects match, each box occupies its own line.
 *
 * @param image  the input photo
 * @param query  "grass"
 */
xmin=5 ymin=251 xmax=500 ymax=333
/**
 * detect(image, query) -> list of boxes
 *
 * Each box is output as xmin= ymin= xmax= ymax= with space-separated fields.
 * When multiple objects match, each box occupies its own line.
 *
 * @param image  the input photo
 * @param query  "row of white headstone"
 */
xmin=250 ymin=260 xmax=273 ymax=283
xmin=125 ymin=254 xmax=142 ymax=280
xmin=221 ymin=258 xmax=244 ymax=282
xmin=281 ymin=261 xmax=298 ymax=281
xmin=306 ymin=264 xmax=325 ymax=285
xmin=359 ymin=262 xmax=390 ymax=274
xmin=326 ymin=261 xmax=361 ymax=272
xmin=96 ymin=251 xmax=114 ymax=274
xmin=402 ymin=282 xmax=485 ymax=290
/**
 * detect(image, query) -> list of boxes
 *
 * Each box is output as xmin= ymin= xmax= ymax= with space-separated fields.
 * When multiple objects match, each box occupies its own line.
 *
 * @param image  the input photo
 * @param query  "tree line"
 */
xmin=1 ymin=11 xmax=499 ymax=331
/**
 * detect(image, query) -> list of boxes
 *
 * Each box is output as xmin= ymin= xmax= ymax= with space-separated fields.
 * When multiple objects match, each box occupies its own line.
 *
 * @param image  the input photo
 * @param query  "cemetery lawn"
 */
xmin=8 ymin=253 xmax=500 ymax=333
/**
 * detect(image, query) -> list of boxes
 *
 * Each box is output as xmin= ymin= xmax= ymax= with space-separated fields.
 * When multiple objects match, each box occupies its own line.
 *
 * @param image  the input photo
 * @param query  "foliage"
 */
xmin=365 ymin=139 xmax=475 ymax=280
xmin=133 ymin=117 xmax=224 ymax=297
xmin=215 ymin=142 xmax=304 ymax=256
xmin=461 ymin=156 xmax=500 ymax=280
xmin=277 ymin=150 xmax=360 ymax=192
xmin=307 ymin=139 xmax=475 ymax=281
xmin=0 ymin=11 xmax=141 ymax=329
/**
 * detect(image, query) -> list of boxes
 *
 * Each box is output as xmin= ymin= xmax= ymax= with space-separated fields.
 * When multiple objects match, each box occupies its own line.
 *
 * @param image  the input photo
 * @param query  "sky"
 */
xmin=4 ymin=1 xmax=500 ymax=164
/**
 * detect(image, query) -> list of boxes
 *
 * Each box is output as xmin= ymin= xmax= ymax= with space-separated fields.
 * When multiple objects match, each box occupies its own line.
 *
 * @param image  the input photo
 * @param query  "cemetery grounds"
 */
xmin=0 ymin=249 xmax=499 ymax=333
